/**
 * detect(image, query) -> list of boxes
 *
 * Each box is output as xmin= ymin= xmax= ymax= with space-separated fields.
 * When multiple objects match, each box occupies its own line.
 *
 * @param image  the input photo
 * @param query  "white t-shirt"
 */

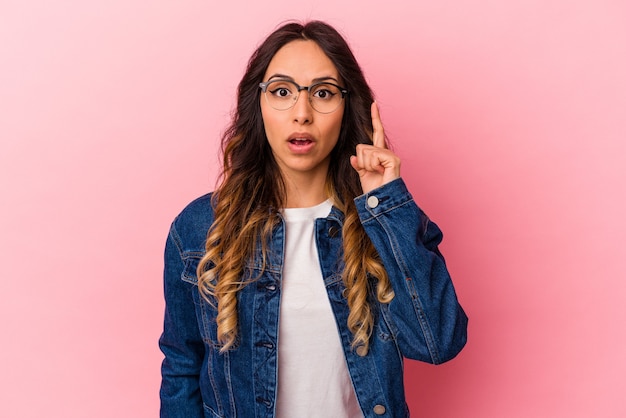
xmin=276 ymin=200 xmax=363 ymax=418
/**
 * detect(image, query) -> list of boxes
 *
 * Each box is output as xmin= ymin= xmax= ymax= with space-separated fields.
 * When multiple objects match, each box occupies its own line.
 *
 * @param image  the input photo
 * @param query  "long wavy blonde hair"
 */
xmin=197 ymin=21 xmax=394 ymax=352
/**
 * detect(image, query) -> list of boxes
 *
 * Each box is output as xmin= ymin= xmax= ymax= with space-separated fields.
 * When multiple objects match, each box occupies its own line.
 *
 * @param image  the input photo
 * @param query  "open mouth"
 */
xmin=287 ymin=137 xmax=315 ymax=154
xmin=289 ymin=138 xmax=313 ymax=145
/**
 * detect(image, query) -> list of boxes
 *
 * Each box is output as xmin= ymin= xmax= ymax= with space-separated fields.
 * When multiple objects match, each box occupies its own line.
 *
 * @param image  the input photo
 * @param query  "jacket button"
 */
xmin=373 ymin=404 xmax=386 ymax=415
xmin=356 ymin=345 xmax=368 ymax=357
xmin=328 ymin=225 xmax=339 ymax=237
xmin=265 ymin=284 xmax=276 ymax=291
xmin=367 ymin=195 xmax=379 ymax=208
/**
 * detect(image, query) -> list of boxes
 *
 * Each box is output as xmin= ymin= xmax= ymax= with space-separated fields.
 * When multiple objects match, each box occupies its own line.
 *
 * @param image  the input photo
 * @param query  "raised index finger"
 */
xmin=371 ymin=101 xmax=386 ymax=149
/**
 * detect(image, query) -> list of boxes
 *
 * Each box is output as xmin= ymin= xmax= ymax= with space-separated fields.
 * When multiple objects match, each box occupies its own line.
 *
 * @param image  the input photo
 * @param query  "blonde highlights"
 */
xmin=197 ymin=173 xmax=394 ymax=353
xmin=196 ymin=21 xmax=394 ymax=353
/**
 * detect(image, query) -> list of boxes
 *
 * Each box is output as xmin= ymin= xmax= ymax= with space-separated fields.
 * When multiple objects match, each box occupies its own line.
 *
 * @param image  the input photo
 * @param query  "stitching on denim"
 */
xmin=358 ymin=193 xmax=413 ymax=223
xmin=421 ymin=211 xmax=431 ymax=240
xmin=372 ymin=208 xmax=441 ymax=364
xmin=197 ymin=289 xmax=215 ymax=346
xmin=377 ymin=306 xmax=395 ymax=343
xmin=250 ymin=289 xmax=279 ymax=416
xmin=346 ymin=330 xmax=389 ymax=416
xmin=373 ymin=196 xmax=414 ymax=217
xmin=366 ymin=354 xmax=392 ymax=417
xmin=203 ymin=402 xmax=225 ymax=418
xmin=205 ymin=344 xmax=224 ymax=416
xmin=169 ymin=222 xmax=184 ymax=259
xmin=222 ymin=351 xmax=237 ymax=417
xmin=181 ymin=253 xmax=202 ymax=285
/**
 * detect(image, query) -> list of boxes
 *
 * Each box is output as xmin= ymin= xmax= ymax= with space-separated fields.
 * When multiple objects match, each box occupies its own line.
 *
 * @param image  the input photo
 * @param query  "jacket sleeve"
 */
xmin=158 ymin=222 xmax=205 ymax=417
xmin=355 ymin=178 xmax=468 ymax=364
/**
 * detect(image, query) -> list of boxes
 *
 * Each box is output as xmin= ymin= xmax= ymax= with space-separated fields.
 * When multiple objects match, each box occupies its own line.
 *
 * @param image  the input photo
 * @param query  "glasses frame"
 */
xmin=259 ymin=78 xmax=349 ymax=114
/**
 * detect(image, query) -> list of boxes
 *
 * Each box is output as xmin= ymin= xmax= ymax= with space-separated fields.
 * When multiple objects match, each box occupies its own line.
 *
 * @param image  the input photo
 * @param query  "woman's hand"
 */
xmin=350 ymin=102 xmax=401 ymax=194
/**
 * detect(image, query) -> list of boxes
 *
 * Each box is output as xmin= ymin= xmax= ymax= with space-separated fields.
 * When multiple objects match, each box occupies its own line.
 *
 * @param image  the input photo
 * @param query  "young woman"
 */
xmin=159 ymin=21 xmax=467 ymax=418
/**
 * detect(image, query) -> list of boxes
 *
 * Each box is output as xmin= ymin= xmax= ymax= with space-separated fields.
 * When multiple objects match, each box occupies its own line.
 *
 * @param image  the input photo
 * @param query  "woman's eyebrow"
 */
xmin=312 ymin=76 xmax=340 ymax=83
xmin=267 ymin=73 xmax=293 ymax=81
xmin=266 ymin=74 xmax=340 ymax=83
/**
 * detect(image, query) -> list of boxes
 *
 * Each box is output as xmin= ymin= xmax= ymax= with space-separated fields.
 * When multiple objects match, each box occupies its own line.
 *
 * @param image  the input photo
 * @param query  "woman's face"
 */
xmin=260 ymin=40 xmax=344 ymax=182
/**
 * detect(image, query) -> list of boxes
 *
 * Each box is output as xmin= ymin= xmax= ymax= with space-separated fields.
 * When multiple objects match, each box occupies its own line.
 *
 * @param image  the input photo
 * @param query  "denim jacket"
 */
xmin=159 ymin=178 xmax=468 ymax=418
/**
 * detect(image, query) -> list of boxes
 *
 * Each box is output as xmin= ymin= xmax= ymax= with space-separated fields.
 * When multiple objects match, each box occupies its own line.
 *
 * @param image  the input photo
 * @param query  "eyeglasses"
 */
xmin=259 ymin=79 xmax=348 ymax=114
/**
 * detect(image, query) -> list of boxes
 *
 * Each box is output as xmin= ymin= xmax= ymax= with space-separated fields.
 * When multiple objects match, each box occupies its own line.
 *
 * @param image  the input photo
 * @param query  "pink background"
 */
xmin=1 ymin=0 xmax=625 ymax=417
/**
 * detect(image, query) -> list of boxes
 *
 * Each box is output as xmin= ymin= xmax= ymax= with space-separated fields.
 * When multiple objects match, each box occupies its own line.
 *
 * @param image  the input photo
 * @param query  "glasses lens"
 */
xmin=309 ymin=83 xmax=343 ymax=113
xmin=264 ymin=80 xmax=298 ymax=111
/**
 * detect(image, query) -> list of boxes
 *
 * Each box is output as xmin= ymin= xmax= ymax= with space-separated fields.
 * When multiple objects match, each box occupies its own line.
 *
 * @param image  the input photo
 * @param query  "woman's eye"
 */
xmin=313 ymin=89 xmax=334 ymax=100
xmin=312 ymin=84 xmax=339 ymax=100
xmin=270 ymin=87 xmax=292 ymax=97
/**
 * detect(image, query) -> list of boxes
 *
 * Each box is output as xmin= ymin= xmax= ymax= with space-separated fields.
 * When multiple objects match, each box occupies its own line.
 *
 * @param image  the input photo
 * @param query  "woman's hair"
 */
xmin=197 ymin=20 xmax=393 ymax=352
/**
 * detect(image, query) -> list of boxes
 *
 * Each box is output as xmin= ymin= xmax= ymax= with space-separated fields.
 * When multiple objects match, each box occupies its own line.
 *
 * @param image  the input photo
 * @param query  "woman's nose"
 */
xmin=292 ymin=90 xmax=313 ymax=124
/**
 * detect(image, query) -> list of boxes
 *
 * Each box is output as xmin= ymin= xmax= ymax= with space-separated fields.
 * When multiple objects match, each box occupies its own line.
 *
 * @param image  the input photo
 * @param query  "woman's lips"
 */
xmin=287 ymin=138 xmax=315 ymax=154
xmin=287 ymin=134 xmax=315 ymax=154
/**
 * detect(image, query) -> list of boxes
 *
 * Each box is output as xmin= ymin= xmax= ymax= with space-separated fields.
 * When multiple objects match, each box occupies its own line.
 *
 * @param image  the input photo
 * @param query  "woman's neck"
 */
xmin=282 ymin=170 xmax=329 ymax=209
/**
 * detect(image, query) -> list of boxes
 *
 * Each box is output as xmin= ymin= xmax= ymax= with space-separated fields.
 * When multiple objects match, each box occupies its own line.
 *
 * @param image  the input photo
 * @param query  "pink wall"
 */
xmin=1 ymin=1 xmax=625 ymax=416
